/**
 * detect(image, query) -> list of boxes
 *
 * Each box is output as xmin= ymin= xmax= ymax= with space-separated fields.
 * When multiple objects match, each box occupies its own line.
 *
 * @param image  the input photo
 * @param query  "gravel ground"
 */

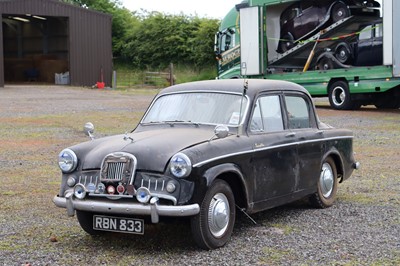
xmin=0 ymin=85 xmax=399 ymax=265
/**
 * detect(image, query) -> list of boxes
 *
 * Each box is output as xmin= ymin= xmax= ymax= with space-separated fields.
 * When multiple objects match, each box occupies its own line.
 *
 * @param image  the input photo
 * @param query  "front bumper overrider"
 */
xmin=53 ymin=194 xmax=200 ymax=223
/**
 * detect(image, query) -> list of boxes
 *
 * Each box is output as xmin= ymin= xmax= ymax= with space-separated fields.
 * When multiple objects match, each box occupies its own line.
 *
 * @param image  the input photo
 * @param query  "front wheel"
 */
xmin=317 ymin=57 xmax=334 ymax=70
xmin=279 ymin=33 xmax=294 ymax=53
xmin=310 ymin=157 xmax=338 ymax=208
xmin=191 ymin=179 xmax=235 ymax=250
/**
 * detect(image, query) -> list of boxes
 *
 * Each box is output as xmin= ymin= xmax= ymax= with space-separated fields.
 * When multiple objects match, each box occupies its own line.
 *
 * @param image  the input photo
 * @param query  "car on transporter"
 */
xmin=278 ymin=0 xmax=381 ymax=53
xmin=53 ymin=79 xmax=359 ymax=250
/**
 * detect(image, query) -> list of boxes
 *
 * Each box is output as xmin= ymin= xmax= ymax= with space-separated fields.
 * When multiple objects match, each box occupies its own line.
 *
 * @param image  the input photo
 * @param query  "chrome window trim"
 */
xmin=140 ymin=90 xmax=250 ymax=127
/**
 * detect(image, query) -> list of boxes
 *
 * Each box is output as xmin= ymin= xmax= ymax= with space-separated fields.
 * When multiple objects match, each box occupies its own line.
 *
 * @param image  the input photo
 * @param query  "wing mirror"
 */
xmin=84 ymin=122 xmax=95 ymax=140
xmin=214 ymin=125 xmax=229 ymax=139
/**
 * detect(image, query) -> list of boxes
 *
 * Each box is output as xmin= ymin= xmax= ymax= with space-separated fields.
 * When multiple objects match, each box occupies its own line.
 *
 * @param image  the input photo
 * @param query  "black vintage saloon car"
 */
xmin=53 ymin=79 xmax=359 ymax=250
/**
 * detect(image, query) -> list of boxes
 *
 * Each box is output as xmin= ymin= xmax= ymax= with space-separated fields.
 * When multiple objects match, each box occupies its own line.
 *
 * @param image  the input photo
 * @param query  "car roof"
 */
xmin=159 ymin=79 xmax=310 ymax=99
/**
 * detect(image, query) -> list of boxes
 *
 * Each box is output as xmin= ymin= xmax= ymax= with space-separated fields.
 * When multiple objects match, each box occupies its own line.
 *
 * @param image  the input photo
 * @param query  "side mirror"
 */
xmin=214 ymin=125 xmax=230 ymax=139
xmin=84 ymin=122 xmax=95 ymax=140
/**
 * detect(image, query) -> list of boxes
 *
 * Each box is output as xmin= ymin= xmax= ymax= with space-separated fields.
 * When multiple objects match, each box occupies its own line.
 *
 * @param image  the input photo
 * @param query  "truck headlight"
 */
xmin=169 ymin=153 xmax=191 ymax=178
xmin=58 ymin=149 xmax=78 ymax=173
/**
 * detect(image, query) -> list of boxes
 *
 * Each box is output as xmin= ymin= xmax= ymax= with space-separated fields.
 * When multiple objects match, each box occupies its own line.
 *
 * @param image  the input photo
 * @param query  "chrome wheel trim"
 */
xmin=332 ymin=86 xmax=345 ymax=106
xmin=320 ymin=162 xmax=334 ymax=198
xmin=208 ymin=193 xmax=230 ymax=238
xmin=337 ymin=48 xmax=349 ymax=62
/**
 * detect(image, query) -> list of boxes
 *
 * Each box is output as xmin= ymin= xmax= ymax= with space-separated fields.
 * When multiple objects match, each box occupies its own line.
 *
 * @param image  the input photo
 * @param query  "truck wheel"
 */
xmin=328 ymin=80 xmax=354 ymax=110
xmin=310 ymin=157 xmax=338 ymax=208
xmin=335 ymin=42 xmax=352 ymax=64
xmin=331 ymin=2 xmax=350 ymax=23
xmin=76 ymin=210 xmax=104 ymax=235
xmin=279 ymin=33 xmax=294 ymax=53
xmin=191 ymin=179 xmax=235 ymax=250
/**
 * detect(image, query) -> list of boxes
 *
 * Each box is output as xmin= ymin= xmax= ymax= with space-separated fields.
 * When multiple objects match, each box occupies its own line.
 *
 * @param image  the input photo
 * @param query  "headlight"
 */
xmin=58 ymin=149 xmax=78 ymax=173
xmin=169 ymin=153 xmax=191 ymax=178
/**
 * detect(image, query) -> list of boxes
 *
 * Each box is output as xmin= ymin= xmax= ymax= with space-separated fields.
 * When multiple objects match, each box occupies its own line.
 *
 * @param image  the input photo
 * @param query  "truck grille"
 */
xmin=100 ymin=152 xmax=137 ymax=183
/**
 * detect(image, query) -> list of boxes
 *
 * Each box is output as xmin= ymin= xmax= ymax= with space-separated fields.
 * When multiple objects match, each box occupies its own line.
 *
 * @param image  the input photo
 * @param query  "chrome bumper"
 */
xmin=53 ymin=195 xmax=200 ymax=223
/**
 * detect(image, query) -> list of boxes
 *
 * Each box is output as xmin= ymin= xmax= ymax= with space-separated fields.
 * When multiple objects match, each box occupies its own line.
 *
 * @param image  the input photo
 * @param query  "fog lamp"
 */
xmin=136 ymin=187 xmax=151 ymax=203
xmin=74 ymin=184 xmax=87 ymax=199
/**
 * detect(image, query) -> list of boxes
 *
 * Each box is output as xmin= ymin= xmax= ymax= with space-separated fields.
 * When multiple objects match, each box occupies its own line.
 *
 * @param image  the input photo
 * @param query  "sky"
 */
xmin=121 ymin=0 xmax=241 ymax=19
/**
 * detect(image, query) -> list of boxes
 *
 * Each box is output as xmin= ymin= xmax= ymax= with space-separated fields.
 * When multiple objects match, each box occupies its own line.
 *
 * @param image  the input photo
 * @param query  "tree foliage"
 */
xmin=62 ymin=0 xmax=220 ymax=69
xmin=63 ymin=0 xmax=139 ymax=57
xmin=122 ymin=12 xmax=219 ymax=69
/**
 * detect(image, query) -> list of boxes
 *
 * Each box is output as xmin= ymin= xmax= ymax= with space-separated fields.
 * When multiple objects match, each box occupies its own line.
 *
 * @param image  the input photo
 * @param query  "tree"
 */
xmin=62 ymin=0 xmax=139 ymax=57
xmin=122 ymin=12 xmax=219 ymax=69
xmin=62 ymin=1 xmax=220 ymax=69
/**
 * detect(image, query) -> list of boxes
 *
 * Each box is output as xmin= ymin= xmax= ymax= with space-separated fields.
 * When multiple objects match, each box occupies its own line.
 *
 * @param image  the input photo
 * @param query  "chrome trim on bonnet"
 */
xmin=53 ymin=195 xmax=199 ymax=223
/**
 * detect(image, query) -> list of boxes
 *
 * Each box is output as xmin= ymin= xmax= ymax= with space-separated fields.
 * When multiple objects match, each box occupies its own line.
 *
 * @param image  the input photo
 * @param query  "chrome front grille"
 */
xmin=106 ymin=162 xmax=125 ymax=181
xmin=100 ymin=152 xmax=137 ymax=183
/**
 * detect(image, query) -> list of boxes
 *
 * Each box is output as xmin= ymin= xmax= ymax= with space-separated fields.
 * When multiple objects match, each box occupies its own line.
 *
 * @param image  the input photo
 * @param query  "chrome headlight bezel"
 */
xmin=169 ymin=153 xmax=192 ymax=178
xmin=58 ymin=148 xmax=78 ymax=173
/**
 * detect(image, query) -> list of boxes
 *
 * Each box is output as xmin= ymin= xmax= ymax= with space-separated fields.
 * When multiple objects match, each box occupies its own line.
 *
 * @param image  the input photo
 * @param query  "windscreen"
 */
xmin=142 ymin=92 xmax=248 ymax=126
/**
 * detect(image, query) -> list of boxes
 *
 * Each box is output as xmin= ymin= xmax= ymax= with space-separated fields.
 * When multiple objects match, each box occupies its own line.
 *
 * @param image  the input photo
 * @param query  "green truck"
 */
xmin=215 ymin=0 xmax=400 ymax=109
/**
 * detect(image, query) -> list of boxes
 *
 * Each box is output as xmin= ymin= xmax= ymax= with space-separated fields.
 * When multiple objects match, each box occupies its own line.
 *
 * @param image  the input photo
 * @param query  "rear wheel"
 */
xmin=279 ymin=33 xmax=294 ymax=53
xmin=310 ymin=157 xmax=338 ymax=208
xmin=331 ymin=2 xmax=350 ymax=23
xmin=328 ymin=80 xmax=356 ymax=110
xmin=191 ymin=179 xmax=235 ymax=250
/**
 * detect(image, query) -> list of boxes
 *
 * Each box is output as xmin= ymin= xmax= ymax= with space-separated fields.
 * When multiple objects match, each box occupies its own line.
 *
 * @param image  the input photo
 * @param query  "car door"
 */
xmin=298 ymin=0 xmax=320 ymax=38
xmin=283 ymin=93 xmax=323 ymax=192
xmin=355 ymin=23 xmax=383 ymax=66
xmin=249 ymin=93 xmax=299 ymax=207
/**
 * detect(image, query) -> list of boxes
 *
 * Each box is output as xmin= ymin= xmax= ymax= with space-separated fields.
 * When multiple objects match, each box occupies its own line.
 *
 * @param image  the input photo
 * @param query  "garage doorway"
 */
xmin=2 ymin=14 xmax=70 ymax=84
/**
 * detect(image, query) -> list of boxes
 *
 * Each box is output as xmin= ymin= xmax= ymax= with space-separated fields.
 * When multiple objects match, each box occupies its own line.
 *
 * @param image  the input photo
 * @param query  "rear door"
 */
xmin=283 ymin=93 xmax=323 ymax=192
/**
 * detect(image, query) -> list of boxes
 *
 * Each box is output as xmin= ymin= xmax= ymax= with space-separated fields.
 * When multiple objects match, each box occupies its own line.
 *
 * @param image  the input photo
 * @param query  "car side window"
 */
xmin=285 ymin=96 xmax=311 ymax=129
xmin=250 ymin=95 xmax=284 ymax=132
xmin=359 ymin=25 xmax=372 ymax=40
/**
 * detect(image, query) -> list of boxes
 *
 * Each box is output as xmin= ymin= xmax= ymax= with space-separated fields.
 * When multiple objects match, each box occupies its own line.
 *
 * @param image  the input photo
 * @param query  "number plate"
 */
xmin=93 ymin=215 xmax=144 ymax=235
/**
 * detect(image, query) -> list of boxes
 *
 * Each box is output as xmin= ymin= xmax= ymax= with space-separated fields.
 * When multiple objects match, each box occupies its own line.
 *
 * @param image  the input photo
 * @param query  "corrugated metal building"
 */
xmin=0 ymin=0 xmax=112 ymax=87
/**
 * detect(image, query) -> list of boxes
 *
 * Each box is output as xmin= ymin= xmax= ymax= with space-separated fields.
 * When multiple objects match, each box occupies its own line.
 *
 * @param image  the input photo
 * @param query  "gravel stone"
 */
xmin=0 ymin=85 xmax=399 ymax=265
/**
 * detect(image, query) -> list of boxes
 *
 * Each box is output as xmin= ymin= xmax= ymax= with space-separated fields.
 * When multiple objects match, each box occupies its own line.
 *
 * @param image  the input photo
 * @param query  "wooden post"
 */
xmin=169 ymin=63 xmax=174 ymax=86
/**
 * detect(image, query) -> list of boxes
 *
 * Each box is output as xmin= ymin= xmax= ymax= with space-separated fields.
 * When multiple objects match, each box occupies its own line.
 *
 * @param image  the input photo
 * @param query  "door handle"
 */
xmin=285 ymin=132 xmax=296 ymax=138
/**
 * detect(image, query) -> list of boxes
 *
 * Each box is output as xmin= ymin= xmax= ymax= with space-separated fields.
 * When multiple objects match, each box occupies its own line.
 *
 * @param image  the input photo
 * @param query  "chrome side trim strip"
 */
xmin=193 ymin=135 xmax=354 ymax=167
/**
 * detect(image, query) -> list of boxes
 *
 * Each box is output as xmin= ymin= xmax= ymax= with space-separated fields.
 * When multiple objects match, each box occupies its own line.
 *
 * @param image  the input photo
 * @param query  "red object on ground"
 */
xmin=97 ymin=82 xmax=105 ymax=89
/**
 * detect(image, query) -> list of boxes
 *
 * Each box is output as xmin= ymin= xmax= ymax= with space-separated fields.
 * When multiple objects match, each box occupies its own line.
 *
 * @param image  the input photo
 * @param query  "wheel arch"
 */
xmin=327 ymin=77 xmax=348 ymax=95
xmin=327 ymin=0 xmax=351 ymax=20
xmin=202 ymin=163 xmax=249 ymax=210
xmin=323 ymin=150 xmax=345 ymax=183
